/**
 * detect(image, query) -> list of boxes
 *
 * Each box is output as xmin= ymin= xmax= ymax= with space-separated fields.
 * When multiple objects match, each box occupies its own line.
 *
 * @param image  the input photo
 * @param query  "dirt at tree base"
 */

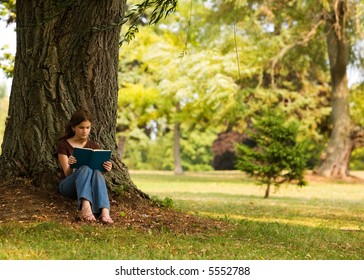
xmin=0 ymin=178 xmax=230 ymax=235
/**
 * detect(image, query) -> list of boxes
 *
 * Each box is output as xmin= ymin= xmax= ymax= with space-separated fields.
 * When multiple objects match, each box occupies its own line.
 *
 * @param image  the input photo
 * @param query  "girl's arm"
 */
xmin=58 ymin=153 xmax=75 ymax=177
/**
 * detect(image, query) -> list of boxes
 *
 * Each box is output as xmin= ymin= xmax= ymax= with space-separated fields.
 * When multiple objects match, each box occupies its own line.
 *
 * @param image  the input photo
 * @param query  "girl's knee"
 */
xmin=77 ymin=165 xmax=93 ymax=174
xmin=93 ymin=170 xmax=104 ymax=178
xmin=94 ymin=169 xmax=102 ymax=175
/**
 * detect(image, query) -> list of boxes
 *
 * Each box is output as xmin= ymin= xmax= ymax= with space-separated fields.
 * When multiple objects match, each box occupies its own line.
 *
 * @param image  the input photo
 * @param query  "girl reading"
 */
xmin=56 ymin=108 xmax=114 ymax=224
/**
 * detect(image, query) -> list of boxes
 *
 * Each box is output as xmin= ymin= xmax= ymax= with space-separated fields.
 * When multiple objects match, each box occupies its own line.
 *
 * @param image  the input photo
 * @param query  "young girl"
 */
xmin=56 ymin=108 xmax=114 ymax=224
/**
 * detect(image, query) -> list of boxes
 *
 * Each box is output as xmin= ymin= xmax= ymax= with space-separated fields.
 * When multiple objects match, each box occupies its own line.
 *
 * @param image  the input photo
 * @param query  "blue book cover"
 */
xmin=71 ymin=147 xmax=112 ymax=172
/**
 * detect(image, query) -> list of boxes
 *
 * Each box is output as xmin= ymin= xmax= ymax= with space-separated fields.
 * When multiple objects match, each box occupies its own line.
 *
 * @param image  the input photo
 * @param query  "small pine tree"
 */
xmin=236 ymin=109 xmax=307 ymax=198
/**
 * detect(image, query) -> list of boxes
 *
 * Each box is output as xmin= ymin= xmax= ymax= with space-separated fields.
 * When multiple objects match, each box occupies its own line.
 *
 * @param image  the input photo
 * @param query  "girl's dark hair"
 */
xmin=58 ymin=108 xmax=93 ymax=141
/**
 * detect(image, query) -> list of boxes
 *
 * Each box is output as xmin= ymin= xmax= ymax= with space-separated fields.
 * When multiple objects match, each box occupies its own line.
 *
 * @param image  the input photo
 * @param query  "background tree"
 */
xmin=236 ymin=108 xmax=307 ymax=198
xmin=0 ymin=0 xmax=15 ymax=76
xmin=2 ymin=0 xmax=362 ymax=177
xmin=119 ymin=4 xmax=240 ymax=173
xmin=117 ymin=0 xmax=335 ymax=172
xmin=316 ymin=0 xmax=364 ymax=177
xmin=218 ymin=0 xmax=364 ymax=177
xmin=347 ymin=82 xmax=364 ymax=169
xmin=0 ymin=0 xmax=15 ymax=22
xmin=0 ymin=45 xmax=14 ymax=78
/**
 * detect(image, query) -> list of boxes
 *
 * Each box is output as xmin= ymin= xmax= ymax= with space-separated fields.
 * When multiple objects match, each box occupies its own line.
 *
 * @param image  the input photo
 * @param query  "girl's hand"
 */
xmin=103 ymin=161 xmax=112 ymax=172
xmin=68 ymin=155 xmax=77 ymax=166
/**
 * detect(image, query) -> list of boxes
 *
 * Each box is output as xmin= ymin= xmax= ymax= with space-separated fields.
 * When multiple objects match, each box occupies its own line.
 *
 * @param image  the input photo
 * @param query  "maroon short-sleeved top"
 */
xmin=56 ymin=139 xmax=100 ymax=157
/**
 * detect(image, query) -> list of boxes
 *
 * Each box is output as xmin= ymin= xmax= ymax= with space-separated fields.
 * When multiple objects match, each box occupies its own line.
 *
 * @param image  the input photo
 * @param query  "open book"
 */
xmin=71 ymin=147 xmax=112 ymax=172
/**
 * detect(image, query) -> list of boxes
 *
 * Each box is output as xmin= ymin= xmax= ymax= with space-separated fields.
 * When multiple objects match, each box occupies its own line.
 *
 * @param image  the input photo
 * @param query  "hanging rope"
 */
xmin=179 ymin=0 xmax=193 ymax=58
xmin=233 ymin=0 xmax=242 ymax=83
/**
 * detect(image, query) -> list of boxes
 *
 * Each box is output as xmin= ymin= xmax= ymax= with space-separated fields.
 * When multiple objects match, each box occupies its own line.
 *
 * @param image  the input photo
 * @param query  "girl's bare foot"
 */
xmin=80 ymin=199 xmax=96 ymax=222
xmin=80 ymin=212 xmax=96 ymax=222
xmin=99 ymin=208 xmax=114 ymax=224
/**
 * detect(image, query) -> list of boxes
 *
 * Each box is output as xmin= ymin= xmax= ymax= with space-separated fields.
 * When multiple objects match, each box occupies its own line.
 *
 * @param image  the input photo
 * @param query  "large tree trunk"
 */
xmin=0 ymin=0 xmax=145 ymax=198
xmin=316 ymin=0 xmax=353 ymax=178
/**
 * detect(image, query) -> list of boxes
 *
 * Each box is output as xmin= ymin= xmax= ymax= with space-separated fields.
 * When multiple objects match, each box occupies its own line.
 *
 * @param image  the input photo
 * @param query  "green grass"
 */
xmin=1 ymin=170 xmax=364 ymax=259
xmin=133 ymin=171 xmax=364 ymax=231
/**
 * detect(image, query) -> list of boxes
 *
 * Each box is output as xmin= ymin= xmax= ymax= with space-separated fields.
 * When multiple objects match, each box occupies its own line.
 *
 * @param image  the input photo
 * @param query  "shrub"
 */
xmin=236 ymin=108 xmax=307 ymax=198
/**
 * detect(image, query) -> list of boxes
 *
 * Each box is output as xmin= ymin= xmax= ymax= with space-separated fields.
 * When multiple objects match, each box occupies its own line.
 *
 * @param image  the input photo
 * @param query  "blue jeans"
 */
xmin=59 ymin=166 xmax=111 ymax=215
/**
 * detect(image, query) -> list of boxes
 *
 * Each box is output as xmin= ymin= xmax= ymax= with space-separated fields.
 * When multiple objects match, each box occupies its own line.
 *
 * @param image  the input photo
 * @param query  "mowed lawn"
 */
xmin=1 ymin=170 xmax=363 ymax=260
xmin=130 ymin=170 xmax=364 ymax=232
xmin=129 ymin=170 xmax=364 ymax=259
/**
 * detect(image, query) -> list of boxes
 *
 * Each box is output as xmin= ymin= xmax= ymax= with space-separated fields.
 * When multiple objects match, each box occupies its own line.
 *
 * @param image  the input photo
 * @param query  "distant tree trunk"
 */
xmin=264 ymin=183 xmax=271 ymax=199
xmin=0 ymin=0 xmax=145 ymax=198
xmin=173 ymin=121 xmax=184 ymax=175
xmin=117 ymin=135 xmax=126 ymax=159
xmin=316 ymin=0 xmax=353 ymax=178
xmin=173 ymin=102 xmax=183 ymax=175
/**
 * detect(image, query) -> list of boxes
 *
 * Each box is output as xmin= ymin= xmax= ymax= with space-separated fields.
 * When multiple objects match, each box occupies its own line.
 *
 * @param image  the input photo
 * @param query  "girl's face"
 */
xmin=73 ymin=120 xmax=91 ymax=140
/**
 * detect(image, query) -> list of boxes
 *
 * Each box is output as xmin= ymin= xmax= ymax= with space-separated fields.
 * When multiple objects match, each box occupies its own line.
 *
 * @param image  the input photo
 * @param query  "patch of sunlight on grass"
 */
xmin=196 ymin=211 xmax=364 ymax=231
xmin=131 ymin=171 xmax=364 ymax=201
xmin=131 ymin=171 xmax=364 ymax=234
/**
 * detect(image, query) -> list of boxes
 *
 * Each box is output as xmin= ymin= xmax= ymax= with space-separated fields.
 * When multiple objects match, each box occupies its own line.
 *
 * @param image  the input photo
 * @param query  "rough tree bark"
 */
xmin=316 ymin=0 xmax=361 ymax=178
xmin=0 ymin=0 xmax=146 ymax=198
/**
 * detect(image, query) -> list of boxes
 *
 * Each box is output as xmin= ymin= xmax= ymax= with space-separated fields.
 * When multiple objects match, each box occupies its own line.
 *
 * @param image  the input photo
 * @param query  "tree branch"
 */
xmin=270 ymin=18 xmax=324 ymax=87
xmin=121 ymin=0 xmax=178 ymax=45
